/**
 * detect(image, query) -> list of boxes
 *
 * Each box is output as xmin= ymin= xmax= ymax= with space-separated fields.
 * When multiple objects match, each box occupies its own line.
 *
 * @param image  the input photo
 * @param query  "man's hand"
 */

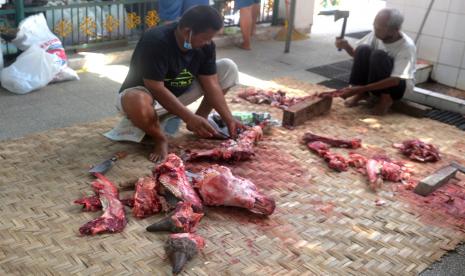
xmin=225 ymin=118 xmax=246 ymax=139
xmin=186 ymin=114 xmax=217 ymax=138
xmin=338 ymin=85 xmax=364 ymax=99
xmin=335 ymin=38 xmax=355 ymax=56
xmin=335 ymin=38 xmax=350 ymax=50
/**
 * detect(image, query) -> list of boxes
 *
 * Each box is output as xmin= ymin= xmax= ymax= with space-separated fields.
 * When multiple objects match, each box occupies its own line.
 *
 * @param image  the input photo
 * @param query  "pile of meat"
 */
xmin=75 ymin=153 xmax=275 ymax=274
xmin=237 ymin=87 xmax=316 ymax=109
xmin=303 ymin=132 xmax=413 ymax=192
xmin=348 ymin=153 xmax=413 ymax=191
xmin=75 ymin=173 xmax=127 ymax=235
xmin=303 ymin=132 xmax=362 ymax=172
xmin=185 ymin=124 xmax=264 ymax=162
xmin=393 ymin=139 xmax=440 ymax=162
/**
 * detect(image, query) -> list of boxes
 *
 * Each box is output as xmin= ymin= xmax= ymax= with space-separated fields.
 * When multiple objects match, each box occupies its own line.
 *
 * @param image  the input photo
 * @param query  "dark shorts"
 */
xmin=235 ymin=0 xmax=260 ymax=11
xmin=158 ymin=0 xmax=210 ymax=21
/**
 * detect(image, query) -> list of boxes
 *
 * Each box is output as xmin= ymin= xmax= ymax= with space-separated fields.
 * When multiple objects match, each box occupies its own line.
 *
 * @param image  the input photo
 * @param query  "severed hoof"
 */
xmin=252 ymin=196 xmax=276 ymax=216
xmin=147 ymin=202 xmax=204 ymax=233
xmin=171 ymin=251 xmax=188 ymax=274
xmin=165 ymin=233 xmax=204 ymax=274
xmin=146 ymin=216 xmax=176 ymax=232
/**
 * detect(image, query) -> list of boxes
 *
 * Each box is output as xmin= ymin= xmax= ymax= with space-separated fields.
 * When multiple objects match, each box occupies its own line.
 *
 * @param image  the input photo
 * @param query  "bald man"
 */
xmin=335 ymin=8 xmax=416 ymax=115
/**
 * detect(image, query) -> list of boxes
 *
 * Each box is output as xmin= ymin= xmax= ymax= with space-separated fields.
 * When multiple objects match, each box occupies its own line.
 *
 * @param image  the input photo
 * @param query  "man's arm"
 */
xmin=143 ymin=79 xmax=217 ymax=137
xmin=340 ymin=77 xmax=401 ymax=98
xmin=197 ymin=74 xmax=234 ymax=122
xmin=197 ymin=74 xmax=245 ymax=137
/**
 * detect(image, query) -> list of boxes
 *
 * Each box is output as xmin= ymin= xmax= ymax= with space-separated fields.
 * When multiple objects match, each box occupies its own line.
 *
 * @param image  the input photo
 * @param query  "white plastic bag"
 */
xmin=1 ymin=45 xmax=61 ymax=94
xmin=12 ymin=13 xmax=79 ymax=82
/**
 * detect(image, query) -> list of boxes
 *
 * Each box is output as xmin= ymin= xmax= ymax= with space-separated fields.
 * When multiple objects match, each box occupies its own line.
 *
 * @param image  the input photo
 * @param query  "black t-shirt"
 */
xmin=119 ymin=22 xmax=217 ymax=97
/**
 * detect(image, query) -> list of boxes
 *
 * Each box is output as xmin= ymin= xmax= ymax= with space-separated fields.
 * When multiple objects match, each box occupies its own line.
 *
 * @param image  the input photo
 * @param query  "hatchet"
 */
xmin=318 ymin=10 xmax=350 ymax=51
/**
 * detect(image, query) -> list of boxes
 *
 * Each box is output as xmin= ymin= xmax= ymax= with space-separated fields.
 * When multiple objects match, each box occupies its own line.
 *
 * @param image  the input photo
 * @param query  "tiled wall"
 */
xmin=386 ymin=0 xmax=465 ymax=90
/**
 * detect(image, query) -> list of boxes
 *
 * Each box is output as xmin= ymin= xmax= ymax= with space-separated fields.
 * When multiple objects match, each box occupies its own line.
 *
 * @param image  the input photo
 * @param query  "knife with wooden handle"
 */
xmin=89 ymin=151 xmax=127 ymax=175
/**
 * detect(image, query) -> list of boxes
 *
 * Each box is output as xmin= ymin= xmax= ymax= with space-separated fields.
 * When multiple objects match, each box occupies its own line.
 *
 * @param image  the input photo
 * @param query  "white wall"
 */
xmin=386 ymin=0 xmax=465 ymax=89
xmin=278 ymin=0 xmax=316 ymax=33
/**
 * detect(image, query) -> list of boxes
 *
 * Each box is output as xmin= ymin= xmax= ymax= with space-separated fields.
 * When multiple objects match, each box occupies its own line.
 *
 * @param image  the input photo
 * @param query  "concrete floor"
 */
xmin=1 ymin=21 xmax=464 ymax=274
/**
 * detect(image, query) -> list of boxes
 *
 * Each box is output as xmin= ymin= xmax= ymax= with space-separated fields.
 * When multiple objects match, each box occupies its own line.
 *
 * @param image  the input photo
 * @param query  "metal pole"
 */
xmin=284 ymin=0 xmax=296 ymax=53
xmin=272 ymin=0 xmax=280 ymax=26
xmin=15 ymin=0 xmax=25 ymax=25
xmin=415 ymin=0 xmax=435 ymax=45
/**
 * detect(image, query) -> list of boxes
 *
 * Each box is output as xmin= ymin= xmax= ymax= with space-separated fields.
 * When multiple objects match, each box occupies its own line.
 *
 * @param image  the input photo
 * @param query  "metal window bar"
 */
xmin=1 ymin=0 xmax=275 ymax=55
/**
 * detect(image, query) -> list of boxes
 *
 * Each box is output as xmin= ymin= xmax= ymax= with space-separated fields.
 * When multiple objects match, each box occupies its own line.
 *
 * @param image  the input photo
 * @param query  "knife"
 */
xmin=89 ymin=151 xmax=128 ymax=175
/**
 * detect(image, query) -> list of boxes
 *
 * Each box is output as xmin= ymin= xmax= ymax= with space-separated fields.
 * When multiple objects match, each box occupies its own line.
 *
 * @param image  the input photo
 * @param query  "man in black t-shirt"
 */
xmin=116 ymin=6 xmax=244 ymax=163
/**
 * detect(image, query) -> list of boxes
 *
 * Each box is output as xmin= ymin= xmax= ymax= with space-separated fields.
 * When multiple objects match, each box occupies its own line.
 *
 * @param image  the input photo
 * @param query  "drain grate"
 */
xmin=317 ymin=79 xmax=348 ymax=89
xmin=426 ymin=109 xmax=465 ymax=131
xmin=306 ymin=60 xmax=353 ymax=83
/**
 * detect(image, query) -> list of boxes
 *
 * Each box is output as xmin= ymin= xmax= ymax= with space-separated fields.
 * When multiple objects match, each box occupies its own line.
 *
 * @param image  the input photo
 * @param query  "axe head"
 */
xmin=318 ymin=10 xmax=350 ymax=22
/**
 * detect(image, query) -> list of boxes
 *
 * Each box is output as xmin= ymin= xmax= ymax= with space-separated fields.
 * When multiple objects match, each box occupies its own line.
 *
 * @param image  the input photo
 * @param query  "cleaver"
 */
xmin=89 ymin=152 xmax=127 ymax=175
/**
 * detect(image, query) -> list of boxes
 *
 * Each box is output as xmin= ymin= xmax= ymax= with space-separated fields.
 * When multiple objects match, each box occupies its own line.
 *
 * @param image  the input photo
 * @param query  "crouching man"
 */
xmin=116 ymin=6 xmax=244 ymax=162
xmin=335 ymin=8 xmax=416 ymax=115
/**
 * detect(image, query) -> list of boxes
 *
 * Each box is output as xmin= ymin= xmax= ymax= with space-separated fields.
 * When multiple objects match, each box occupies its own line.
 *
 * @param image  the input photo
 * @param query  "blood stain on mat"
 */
xmin=395 ymin=179 xmax=465 ymax=229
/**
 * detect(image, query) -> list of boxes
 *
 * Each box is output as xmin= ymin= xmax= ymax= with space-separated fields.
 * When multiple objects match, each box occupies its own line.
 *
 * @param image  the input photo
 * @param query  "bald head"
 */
xmin=373 ymin=8 xmax=403 ymax=42
xmin=376 ymin=8 xmax=404 ymax=31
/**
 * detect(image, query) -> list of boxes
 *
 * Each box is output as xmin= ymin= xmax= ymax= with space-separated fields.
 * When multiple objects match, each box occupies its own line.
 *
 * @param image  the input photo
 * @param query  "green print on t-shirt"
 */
xmin=165 ymin=69 xmax=194 ymax=88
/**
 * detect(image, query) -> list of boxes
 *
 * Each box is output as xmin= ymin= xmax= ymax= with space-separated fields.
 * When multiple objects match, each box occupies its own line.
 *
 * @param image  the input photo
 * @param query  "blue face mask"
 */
xmin=183 ymin=30 xmax=193 ymax=50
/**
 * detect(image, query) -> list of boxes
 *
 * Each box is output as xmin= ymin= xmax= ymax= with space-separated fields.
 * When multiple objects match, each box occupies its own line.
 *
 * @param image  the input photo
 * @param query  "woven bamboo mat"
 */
xmin=1 ymin=78 xmax=465 ymax=275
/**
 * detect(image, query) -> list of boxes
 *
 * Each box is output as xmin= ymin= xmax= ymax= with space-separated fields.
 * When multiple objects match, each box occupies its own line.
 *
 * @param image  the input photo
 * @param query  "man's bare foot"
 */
xmin=149 ymin=137 xmax=168 ymax=163
xmin=237 ymin=43 xmax=251 ymax=50
xmin=344 ymin=98 xmax=360 ymax=107
xmin=371 ymin=95 xmax=393 ymax=116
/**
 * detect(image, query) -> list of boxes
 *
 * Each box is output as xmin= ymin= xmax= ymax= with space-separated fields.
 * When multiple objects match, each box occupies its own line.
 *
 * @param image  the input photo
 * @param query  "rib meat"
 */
xmin=79 ymin=173 xmax=127 ymax=235
xmin=165 ymin=233 xmax=205 ymax=274
xmin=74 ymin=195 xmax=102 ymax=212
xmin=146 ymin=202 xmax=203 ymax=233
xmin=132 ymin=176 xmax=161 ymax=218
xmin=237 ymin=87 xmax=315 ymax=109
xmin=193 ymin=165 xmax=275 ymax=216
xmin=393 ymin=139 xmax=440 ymax=162
xmin=186 ymin=125 xmax=263 ymax=162
xmin=153 ymin=154 xmax=203 ymax=212
xmin=306 ymin=141 xmax=348 ymax=172
xmin=303 ymin=132 xmax=361 ymax=149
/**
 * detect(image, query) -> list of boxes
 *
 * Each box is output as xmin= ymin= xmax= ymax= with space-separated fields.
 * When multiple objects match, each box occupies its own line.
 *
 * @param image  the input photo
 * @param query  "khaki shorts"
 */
xmin=116 ymin=58 xmax=239 ymax=118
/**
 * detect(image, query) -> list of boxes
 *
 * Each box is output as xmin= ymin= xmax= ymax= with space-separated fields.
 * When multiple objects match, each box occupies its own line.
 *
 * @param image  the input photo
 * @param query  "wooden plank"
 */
xmin=282 ymin=96 xmax=332 ymax=127
xmin=414 ymin=166 xmax=458 ymax=196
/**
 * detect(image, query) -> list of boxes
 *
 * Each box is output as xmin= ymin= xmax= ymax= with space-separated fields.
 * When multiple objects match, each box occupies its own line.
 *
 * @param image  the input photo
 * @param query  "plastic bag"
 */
xmin=1 ymin=45 xmax=61 ymax=94
xmin=12 ymin=13 xmax=79 ymax=82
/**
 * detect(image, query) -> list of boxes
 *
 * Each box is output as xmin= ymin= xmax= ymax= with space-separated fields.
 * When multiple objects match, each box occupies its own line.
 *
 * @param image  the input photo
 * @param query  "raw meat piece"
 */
xmin=132 ymin=176 xmax=161 ymax=218
xmin=348 ymin=152 xmax=368 ymax=169
xmin=153 ymin=154 xmax=203 ymax=212
xmin=186 ymin=125 xmax=263 ymax=162
xmin=193 ymin=165 xmax=275 ymax=215
xmin=365 ymin=156 xmax=412 ymax=191
xmin=366 ymin=159 xmax=383 ymax=191
xmin=393 ymin=139 xmax=440 ymax=162
xmin=303 ymin=132 xmax=361 ymax=149
xmin=74 ymin=195 xmax=102 ymax=212
xmin=146 ymin=202 xmax=203 ymax=233
xmin=79 ymin=173 xmax=127 ymax=235
xmin=237 ymin=87 xmax=315 ymax=109
xmin=306 ymin=141 xmax=349 ymax=172
xmin=120 ymin=198 xmax=135 ymax=208
xmin=165 ymin=233 xmax=205 ymax=274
